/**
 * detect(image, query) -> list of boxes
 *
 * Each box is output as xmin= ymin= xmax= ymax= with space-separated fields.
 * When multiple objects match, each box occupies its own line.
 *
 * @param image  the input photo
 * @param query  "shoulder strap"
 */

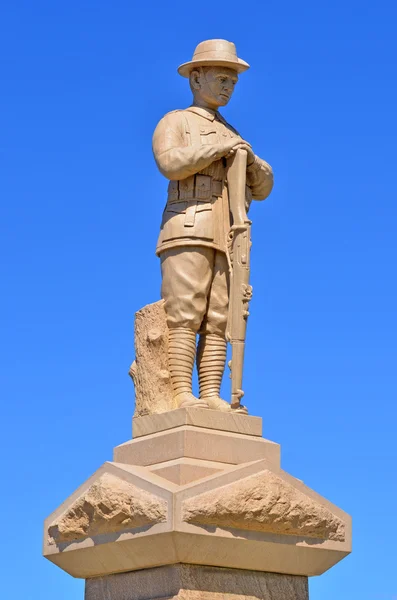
xmin=181 ymin=110 xmax=203 ymax=148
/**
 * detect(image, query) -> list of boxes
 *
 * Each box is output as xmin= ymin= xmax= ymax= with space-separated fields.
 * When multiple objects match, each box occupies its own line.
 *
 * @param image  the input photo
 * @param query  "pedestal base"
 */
xmin=85 ymin=564 xmax=308 ymax=600
xmin=44 ymin=408 xmax=351 ymax=582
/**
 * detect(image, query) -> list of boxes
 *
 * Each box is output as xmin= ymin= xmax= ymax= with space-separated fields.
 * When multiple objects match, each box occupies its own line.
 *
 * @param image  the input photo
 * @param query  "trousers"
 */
xmin=160 ymin=246 xmax=229 ymax=336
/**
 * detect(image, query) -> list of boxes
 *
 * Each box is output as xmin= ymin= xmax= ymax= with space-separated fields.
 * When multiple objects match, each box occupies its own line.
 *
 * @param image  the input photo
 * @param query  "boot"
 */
xmin=197 ymin=334 xmax=248 ymax=414
xmin=168 ymin=327 xmax=209 ymax=409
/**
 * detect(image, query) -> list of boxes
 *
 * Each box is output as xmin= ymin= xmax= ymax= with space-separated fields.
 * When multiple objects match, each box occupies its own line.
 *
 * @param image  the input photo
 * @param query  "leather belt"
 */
xmin=168 ymin=177 xmax=223 ymax=203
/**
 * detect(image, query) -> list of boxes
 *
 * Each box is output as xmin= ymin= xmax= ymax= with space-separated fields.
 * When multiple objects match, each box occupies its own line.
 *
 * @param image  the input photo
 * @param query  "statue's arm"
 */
xmin=246 ymin=156 xmax=274 ymax=200
xmin=152 ymin=113 xmax=229 ymax=181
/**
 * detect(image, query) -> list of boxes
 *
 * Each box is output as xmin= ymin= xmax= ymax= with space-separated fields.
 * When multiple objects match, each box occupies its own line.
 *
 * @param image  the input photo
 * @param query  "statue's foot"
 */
xmin=203 ymin=395 xmax=249 ymax=415
xmin=203 ymin=395 xmax=232 ymax=412
xmin=175 ymin=392 xmax=209 ymax=409
xmin=232 ymin=403 xmax=249 ymax=415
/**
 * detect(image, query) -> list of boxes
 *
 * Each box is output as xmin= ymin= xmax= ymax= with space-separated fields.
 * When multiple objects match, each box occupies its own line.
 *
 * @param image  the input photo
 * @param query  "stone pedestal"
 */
xmin=43 ymin=408 xmax=351 ymax=596
xmin=85 ymin=564 xmax=309 ymax=600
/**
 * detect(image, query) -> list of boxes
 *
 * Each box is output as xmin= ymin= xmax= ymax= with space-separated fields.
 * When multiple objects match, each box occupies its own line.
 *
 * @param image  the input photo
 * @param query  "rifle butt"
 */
xmin=230 ymin=340 xmax=245 ymax=409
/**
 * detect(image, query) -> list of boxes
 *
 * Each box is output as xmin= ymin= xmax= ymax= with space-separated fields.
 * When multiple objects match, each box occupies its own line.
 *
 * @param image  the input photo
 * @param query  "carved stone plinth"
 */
xmin=85 ymin=564 xmax=309 ymax=600
xmin=43 ymin=408 xmax=351 ymax=584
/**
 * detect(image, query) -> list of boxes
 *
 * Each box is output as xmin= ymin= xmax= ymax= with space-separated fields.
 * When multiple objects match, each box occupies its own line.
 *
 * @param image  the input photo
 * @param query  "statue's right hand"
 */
xmin=216 ymin=139 xmax=254 ymax=162
xmin=216 ymin=138 xmax=247 ymax=157
xmin=225 ymin=142 xmax=253 ymax=162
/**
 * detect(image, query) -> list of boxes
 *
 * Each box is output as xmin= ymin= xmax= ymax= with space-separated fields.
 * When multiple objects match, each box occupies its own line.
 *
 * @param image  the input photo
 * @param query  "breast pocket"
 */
xmin=199 ymin=127 xmax=218 ymax=145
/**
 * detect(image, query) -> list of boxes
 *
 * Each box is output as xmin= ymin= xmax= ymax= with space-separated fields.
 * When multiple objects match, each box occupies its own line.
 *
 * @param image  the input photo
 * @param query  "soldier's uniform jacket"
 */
xmin=152 ymin=106 xmax=273 ymax=256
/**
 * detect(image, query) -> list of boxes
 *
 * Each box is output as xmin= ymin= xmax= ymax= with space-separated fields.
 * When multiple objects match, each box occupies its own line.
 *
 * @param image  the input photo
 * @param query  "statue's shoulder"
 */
xmin=160 ymin=108 xmax=186 ymax=121
xmin=161 ymin=107 xmax=212 ymax=129
xmin=155 ymin=109 xmax=187 ymax=131
xmin=165 ymin=109 xmax=184 ymax=115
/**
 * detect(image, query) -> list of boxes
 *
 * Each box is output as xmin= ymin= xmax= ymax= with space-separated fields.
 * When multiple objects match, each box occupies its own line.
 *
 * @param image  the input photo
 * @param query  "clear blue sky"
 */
xmin=1 ymin=1 xmax=396 ymax=598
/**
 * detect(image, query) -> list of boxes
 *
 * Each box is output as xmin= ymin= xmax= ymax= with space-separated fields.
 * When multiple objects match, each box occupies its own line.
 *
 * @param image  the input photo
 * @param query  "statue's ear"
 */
xmin=190 ymin=69 xmax=201 ymax=90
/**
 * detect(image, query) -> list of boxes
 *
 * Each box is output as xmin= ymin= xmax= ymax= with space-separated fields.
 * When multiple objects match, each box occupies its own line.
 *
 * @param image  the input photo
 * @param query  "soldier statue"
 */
xmin=152 ymin=39 xmax=273 ymax=414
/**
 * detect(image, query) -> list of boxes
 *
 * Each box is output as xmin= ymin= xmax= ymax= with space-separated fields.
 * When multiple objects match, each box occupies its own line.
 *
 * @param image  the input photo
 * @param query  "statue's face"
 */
xmin=191 ymin=66 xmax=239 ymax=109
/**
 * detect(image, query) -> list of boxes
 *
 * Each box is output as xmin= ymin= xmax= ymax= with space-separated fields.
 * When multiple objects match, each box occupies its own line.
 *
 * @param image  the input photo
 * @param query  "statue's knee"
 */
xmin=200 ymin=318 xmax=227 ymax=337
xmin=163 ymin=297 xmax=206 ymax=334
xmin=165 ymin=313 xmax=202 ymax=334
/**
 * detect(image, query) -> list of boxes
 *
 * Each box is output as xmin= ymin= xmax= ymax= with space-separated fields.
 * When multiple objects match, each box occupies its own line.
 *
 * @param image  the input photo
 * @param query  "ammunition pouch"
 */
xmin=166 ymin=175 xmax=223 ymax=227
xmin=158 ymin=175 xmax=223 ymax=245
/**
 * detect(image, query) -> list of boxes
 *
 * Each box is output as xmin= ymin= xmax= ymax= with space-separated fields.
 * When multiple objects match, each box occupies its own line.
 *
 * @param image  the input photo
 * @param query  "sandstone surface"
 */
xmin=183 ymin=470 xmax=345 ymax=541
xmin=130 ymin=300 xmax=175 ymax=416
xmin=48 ymin=472 xmax=167 ymax=543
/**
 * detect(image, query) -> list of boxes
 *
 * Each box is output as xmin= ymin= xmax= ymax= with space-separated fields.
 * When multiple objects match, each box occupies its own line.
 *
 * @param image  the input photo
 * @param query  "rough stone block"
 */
xmin=85 ymin=564 xmax=309 ymax=600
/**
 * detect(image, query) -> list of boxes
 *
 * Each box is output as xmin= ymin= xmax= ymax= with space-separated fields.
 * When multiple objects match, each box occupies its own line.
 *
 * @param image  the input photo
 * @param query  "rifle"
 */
xmin=226 ymin=148 xmax=253 ymax=410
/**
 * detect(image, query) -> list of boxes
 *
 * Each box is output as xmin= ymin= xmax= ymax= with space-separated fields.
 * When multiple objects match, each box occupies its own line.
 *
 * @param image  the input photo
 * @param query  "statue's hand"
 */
xmin=214 ymin=137 xmax=240 ymax=158
xmin=223 ymin=140 xmax=256 ymax=166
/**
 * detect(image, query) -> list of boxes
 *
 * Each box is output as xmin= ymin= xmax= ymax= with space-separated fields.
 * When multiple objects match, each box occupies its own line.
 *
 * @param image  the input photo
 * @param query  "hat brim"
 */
xmin=177 ymin=58 xmax=250 ymax=78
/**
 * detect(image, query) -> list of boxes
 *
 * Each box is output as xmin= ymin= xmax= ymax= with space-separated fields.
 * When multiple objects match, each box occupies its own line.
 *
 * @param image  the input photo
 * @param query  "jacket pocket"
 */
xmin=160 ymin=200 xmax=213 ymax=242
xmin=199 ymin=126 xmax=218 ymax=145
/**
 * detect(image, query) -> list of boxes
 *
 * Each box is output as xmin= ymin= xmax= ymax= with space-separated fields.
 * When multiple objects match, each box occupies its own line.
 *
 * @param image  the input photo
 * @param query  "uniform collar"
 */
xmin=186 ymin=105 xmax=223 ymax=122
